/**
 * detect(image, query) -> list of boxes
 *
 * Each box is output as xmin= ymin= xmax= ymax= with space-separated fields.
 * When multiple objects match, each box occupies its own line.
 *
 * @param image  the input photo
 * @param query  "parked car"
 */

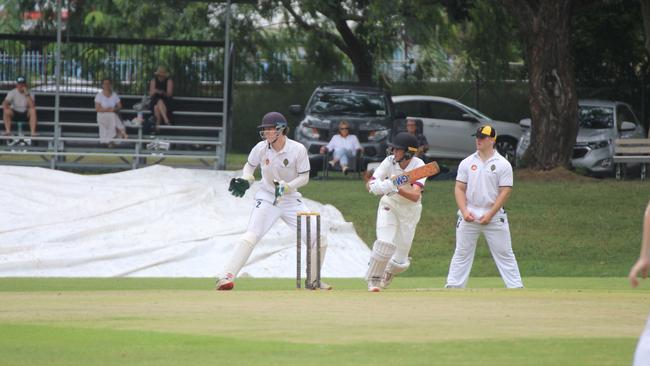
xmin=391 ymin=95 xmax=522 ymax=164
xmin=516 ymin=99 xmax=647 ymax=175
xmin=289 ymin=83 xmax=403 ymax=173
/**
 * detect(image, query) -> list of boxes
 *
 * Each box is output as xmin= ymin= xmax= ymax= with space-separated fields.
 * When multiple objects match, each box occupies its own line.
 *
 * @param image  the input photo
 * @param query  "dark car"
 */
xmin=289 ymin=83 xmax=403 ymax=174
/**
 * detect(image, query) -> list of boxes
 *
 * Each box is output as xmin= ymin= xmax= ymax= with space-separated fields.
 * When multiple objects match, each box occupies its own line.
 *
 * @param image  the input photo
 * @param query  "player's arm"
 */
xmin=455 ymin=180 xmax=474 ymax=222
xmin=398 ymin=183 xmax=422 ymax=202
xmin=478 ymin=186 xmax=512 ymax=225
xmin=630 ymin=202 xmax=650 ymax=287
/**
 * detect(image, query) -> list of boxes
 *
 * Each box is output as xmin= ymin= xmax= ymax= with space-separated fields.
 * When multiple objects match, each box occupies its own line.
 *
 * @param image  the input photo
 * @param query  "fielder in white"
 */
xmin=365 ymin=132 xmax=426 ymax=292
xmin=445 ymin=124 xmax=523 ymax=288
xmin=216 ymin=111 xmax=330 ymax=291
xmin=628 ymin=200 xmax=650 ymax=366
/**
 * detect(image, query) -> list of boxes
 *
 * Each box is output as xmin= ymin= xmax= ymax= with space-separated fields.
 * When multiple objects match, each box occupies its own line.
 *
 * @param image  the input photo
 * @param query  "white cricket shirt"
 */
xmin=372 ymin=155 xmax=426 ymax=205
xmin=247 ymin=137 xmax=310 ymax=194
xmin=456 ymin=150 xmax=513 ymax=217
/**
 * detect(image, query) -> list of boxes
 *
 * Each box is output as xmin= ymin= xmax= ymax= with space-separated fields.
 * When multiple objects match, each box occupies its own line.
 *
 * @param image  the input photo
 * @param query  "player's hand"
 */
xmin=478 ymin=212 xmax=495 ymax=225
xmin=461 ymin=210 xmax=475 ymax=222
xmin=369 ymin=179 xmax=397 ymax=196
xmin=273 ymin=180 xmax=292 ymax=205
xmin=629 ymin=257 xmax=650 ymax=288
xmin=228 ymin=177 xmax=250 ymax=197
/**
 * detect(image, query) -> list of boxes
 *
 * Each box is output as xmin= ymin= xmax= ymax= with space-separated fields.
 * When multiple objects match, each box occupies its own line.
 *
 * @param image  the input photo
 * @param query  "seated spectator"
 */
xmin=149 ymin=66 xmax=174 ymax=131
xmin=405 ymin=117 xmax=429 ymax=159
xmin=319 ymin=120 xmax=362 ymax=175
xmin=94 ymin=79 xmax=128 ymax=147
xmin=3 ymin=75 xmax=38 ymax=137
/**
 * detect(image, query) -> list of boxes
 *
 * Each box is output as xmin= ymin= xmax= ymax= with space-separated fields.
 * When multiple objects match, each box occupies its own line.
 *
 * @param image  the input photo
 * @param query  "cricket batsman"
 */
xmin=365 ymin=132 xmax=427 ymax=292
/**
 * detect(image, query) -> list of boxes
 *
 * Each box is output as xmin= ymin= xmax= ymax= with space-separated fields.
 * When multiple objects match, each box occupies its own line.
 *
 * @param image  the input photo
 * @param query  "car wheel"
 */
xmin=496 ymin=137 xmax=517 ymax=165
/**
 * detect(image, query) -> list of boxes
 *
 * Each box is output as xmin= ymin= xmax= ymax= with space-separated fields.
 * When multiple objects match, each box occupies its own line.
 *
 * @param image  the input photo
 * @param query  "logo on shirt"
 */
xmin=490 ymin=164 xmax=496 ymax=171
xmin=283 ymin=158 xmax=289 ymax=167
xmin=265 ymin=158 xmax=270 ymax=166
xmin=471 ymin=164 xmax=477 ymax=171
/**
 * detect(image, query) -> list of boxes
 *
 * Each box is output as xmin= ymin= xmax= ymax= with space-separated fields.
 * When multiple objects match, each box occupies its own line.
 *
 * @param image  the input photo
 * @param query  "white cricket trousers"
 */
xmin=446 ymin=212 xmax=523 ymax=288
xmin=223 ymin=190 xmax=322 ymax=277
xmin=376 ymin=195 xmax=422 ymax=262
xmin=634 ymin=312 xmax=650 ymax=366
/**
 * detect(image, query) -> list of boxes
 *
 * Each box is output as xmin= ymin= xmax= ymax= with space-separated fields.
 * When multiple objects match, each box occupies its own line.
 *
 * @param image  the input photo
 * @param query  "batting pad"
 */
xmin=365 ymin=240 xmax=396 ymax=281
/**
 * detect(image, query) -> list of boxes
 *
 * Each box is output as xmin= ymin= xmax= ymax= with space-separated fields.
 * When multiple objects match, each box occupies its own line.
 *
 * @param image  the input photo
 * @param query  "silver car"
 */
xmin=516 ymin=99 xmax=647 ymax=175
xmin=392 ymin=95 xmax=522 ymax=164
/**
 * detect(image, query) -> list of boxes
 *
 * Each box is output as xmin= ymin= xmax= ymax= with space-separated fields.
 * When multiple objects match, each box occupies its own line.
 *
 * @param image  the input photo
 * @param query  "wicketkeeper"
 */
xmin=217 ymin=112 xmax=330 ymax=291
xmin=365 ymin=132 xmax=427 ymax=292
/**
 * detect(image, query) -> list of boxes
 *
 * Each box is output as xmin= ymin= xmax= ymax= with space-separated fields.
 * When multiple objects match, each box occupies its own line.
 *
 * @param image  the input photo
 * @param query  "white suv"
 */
xmin=516 ymin=99 xmax=647 ymax=175
xmin=392 ymin=95 xmax=522 ymax=164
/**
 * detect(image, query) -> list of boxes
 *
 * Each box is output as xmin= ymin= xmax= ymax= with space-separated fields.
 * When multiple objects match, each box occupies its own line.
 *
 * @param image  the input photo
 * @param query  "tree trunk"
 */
xmin=505 ymin=1 xmax=579 ymax=170
xmin=641 ymin=1 xmax=650 ymax=55
xmin=346 ymin=47 xmax=374 ymax=84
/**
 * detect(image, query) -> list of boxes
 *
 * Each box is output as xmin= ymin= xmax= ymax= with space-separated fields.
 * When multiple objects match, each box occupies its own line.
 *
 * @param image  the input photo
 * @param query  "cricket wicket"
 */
xmin=296 ymin=211 xmax=321 ymax=289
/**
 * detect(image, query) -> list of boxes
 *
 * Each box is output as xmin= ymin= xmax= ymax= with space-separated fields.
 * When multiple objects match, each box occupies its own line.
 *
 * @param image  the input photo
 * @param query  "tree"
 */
xmin=268 ymin=0 xmax=444 ymax=84
xmin=503 ymin=1 xmax=579 ymax=170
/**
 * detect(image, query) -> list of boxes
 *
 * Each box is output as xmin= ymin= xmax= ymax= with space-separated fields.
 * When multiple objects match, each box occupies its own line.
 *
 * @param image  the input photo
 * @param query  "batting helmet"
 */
xmin=389 ymin=132 xmax=419 ymax=161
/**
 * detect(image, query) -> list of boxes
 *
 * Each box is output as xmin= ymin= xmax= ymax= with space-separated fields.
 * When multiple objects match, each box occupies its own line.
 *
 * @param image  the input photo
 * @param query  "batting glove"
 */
xmin=369 ymin=179 xmax=397 ymax=196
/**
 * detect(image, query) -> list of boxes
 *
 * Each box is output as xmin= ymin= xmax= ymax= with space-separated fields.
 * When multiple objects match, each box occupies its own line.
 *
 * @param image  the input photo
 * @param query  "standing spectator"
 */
xmin=405 ymin=118 xmax=429 ymax=159
xmin=149 ymin=66 xmax=174 ymax=131
xmin=3 ymin=76 xmax=38 ymax=138
xmin=365 ymin=132 xmax=426 ymax=292
xmin=218 ymin=112 xmax=330 ymax=291
xmin=94 ymin=79 xmax=128 ymax=147
xmin=628 ymin=200 xmax=650 ymax=366
xmin=319 ymin=120 xmax=362 ymax=174
xmin=445 ymin=124 xmax=523 ymax=288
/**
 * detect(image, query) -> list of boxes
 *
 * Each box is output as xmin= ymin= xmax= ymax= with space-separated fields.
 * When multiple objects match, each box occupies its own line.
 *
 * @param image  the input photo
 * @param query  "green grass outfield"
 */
xmin=1 ymin=277 xmax=649 ymax=366
xmin=299 ymin=173 xmax=650 ymax=277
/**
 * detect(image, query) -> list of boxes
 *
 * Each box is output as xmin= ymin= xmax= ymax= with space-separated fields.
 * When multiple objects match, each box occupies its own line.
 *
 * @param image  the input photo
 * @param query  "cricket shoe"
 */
xmin=306 ymin=280 xmax=332 ymax=290
xmin=216 ymin=273 xmax=235 ymax=291
xmin=367 ymin=280 xmax=381 ymax=292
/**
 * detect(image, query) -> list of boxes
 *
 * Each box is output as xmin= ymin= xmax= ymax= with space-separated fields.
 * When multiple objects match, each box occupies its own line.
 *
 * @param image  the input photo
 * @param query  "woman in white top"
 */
xmin=319 ymin=120 xmax=362 ymax=174
xmin=94 ymin=79 xmax=128 ymax=146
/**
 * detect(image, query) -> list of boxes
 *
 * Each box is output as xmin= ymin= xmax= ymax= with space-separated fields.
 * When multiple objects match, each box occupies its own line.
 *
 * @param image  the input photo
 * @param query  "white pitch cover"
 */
xmin=0 ymin=165 xmax=370 ymax=277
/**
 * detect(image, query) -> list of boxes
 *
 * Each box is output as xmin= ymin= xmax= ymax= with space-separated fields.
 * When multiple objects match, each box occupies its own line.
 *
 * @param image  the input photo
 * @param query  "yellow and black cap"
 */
xmin=473 ymin=124 xmax=497 ymax=140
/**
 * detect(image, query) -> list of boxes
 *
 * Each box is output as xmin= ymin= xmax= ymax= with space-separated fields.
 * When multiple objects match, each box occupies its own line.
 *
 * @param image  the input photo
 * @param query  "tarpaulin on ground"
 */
xmin=0 ymin=165 xmax=370 ymax=277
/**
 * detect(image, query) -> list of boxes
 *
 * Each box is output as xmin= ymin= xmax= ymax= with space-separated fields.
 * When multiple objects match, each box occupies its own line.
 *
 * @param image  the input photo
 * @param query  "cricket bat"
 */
xmin=391 ymin=162 xmax=440 ymax=186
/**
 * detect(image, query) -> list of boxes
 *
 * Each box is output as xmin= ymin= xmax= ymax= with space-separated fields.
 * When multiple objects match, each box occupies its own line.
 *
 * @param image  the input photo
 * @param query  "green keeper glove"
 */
xmin=229 ymin=177 xmax=250 ymax=197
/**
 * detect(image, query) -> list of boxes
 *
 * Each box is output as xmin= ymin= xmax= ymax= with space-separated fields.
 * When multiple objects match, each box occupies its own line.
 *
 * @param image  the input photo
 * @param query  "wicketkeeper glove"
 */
xmin=229 ymin=175 xmax=254 ymax=197
xmin=273 ymin=180 xmax=293 ymax=205
xmin=368 ymin=179 xmax=398 ymax=196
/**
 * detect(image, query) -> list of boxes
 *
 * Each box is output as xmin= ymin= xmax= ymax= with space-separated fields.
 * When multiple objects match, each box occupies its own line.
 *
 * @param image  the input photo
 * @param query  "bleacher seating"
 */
xmin=0 ymin=90 xmax=225 ymax=170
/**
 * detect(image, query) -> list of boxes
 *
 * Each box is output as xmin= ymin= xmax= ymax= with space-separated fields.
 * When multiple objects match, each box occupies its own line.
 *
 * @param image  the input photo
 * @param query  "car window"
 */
xmin=425 ymin=101 xmax=467 ymax=120
xmin=617 ymin=105 xmax=638 ymax=127
xmin=394 ymin=101 xmax=422 ymax=117
xmin=307 ymin=91 xmax=387 ymax=117
xmin=578 ymin=106 xmax=614 ymax=129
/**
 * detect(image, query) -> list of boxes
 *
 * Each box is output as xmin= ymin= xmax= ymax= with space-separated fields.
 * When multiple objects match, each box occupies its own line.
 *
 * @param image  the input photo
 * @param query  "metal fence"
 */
xmin=0 ymin=33 xmax=225 ymax=97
